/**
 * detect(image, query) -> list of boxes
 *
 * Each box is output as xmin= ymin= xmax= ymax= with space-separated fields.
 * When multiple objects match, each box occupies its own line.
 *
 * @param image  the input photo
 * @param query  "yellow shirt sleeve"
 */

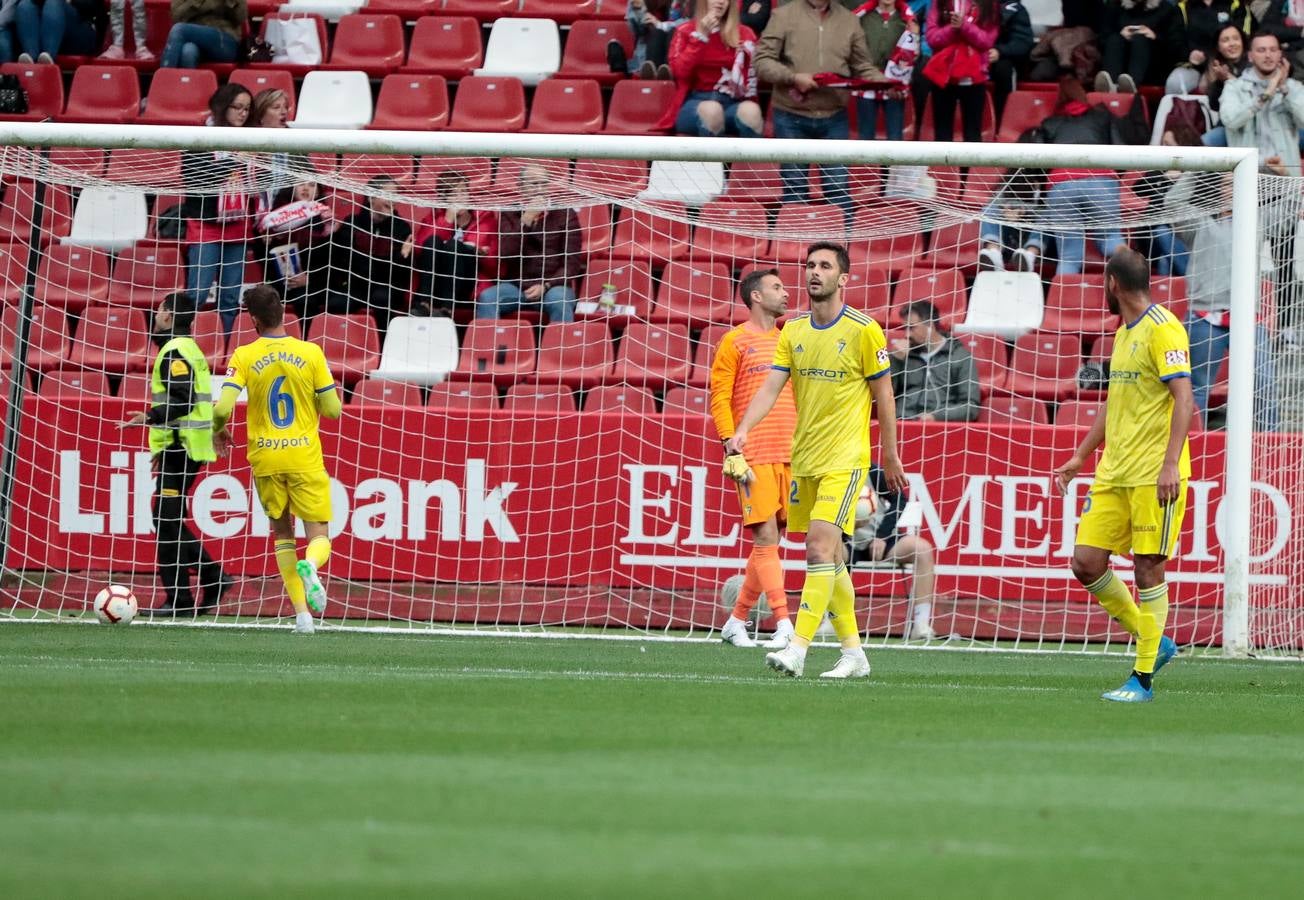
xmin=861 ymin=320 xmax=891 ymax=380
xmin=213 ymin=346 xmax=244 ymax=429
xmin=1151 ymin=319 xmax=1192 ymax=382
xmin=312 ymin=345 xmax=342 ymax=419
xmin=708 ymin=330 xmax=739 ymax=440
xmin=772 ymin=324 xmax=793 ymax=372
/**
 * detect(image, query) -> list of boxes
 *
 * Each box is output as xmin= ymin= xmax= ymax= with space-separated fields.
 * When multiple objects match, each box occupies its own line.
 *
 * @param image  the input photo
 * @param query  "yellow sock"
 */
xmin=1085 ymin=570 xmax=1140 ymax=637
xmin=1134 ymin=583 xmax=1170 ymax=674
xmin=793 ymin=562 xmax=837 ymax=649
xmin=306 ymin=535 xmax=331 ymax=570
xmin=274 ymin=540 xmax=308 ymax=615
xmin=827 ymin=563 xmax=861 ymax=649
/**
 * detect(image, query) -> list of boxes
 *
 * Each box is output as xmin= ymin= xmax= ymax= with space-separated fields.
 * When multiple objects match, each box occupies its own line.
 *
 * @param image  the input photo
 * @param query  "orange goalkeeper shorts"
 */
xmin=734 ymin=462 xmax=791 ymax=527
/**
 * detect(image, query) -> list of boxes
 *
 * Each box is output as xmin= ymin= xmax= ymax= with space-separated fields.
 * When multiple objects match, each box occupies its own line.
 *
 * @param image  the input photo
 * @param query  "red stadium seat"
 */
xmin=723 ymin=162 xmax=784 ymax=204
xmin=34 ymin=245 xmax=110 ymax=310
xmin=852 ymin=208 xmax=923 ymax=273
xmin=39 ymin=369 xmax=111 ymax=398
xmin=256 ymin=14 xmax=330 ymax=77
xmin=326 ymin=14 xmax=406 ymax=75
xmin=585 ymin=384 xmax=656 ymax=415
xmin=955 ymin=332 xmax=1010 ymax=394
xmin=227 ymin=69 xmax=297 ymax=116
xmin=526 ymin=78 xmax=604 ymax=134
xmin=573 ymin=158 xmax=649 ymax=199
xmin=452 ymin=319 xmax=537 ymax=384
xmin=841 ymin=263 xmax=894 ymax=322
xmin=1043 ymin=275 xmax=1118 ymax=334
xmin=230 ymin=312 xmax=301 ymax=354
xmin=978 ymin=394 xmax=1050 ymax=424
xmin=504 ymin=382 xmax=578 ymax=412
xmin=0 ymin=241 xmax=29 ymax=303
xmin=60 ymin=65 xmax=140 ymax=124
xmin=0 ymin=303 xmax=68 ymax=372
xmin=654 ymin=261 xmax=736 ymax=326
xmin=0 ymin=62 xmax=64 ymax=120
xmin=893 ymin=268 xmax=968 ymax=329
xmin=441 ymin=0 xmax=517 ymax=20
xmin=365 ymin=0 xmax=440 ymax=14
xmin=48 ymin=147 xmax=105 ymax=177
xmin=611 ymin=203 xmax=691 ymax=264
xmin=692 ymin=201 xmax=770 ymax=267
xmin=1151 ymin=276 xmax=1189 ymax=322
xmin=1005 ymin=332 xmax=1082 ymax=401
xmin=110 ymin=243 xmax=184 ymax=308
xmin=106 ymin=149 xmax=182 ymax=188
xmin=997 ymin=91 xmax=1057 ymax=142
xmin=690 ymin=323 xmax=731 ymax=387
xmin=579 ymin=259 xmax=656 ymax=322
xmin=1087 ymin=92 xmax=1144 ymax=120
xmin=307 ymin=314 xmax=380 ymax=386
xmin=534 ymin=320 xmax=614 ymax=387
xmin=771 ymin=203 xmax=844 ymax=263
xmin=1055 ymin=399 xmax=1104 ymax=429
xmin=413 ymin=155 xmax=493 ymax=193
xmin=603 ymin=80 xmax=675 ymax=134
xmin=917 ymin=92 xmax=997 ymax=142
xmin=1086 ymin=333 xmax=1114 ymax=362
xmin=404 ymin=16 xmax=483 ymax=78
xmin=191 ymin=310 xmax=225 ymax=370
xmin=449 ymin=76 xmax=527 ymax=132
xmin=139 ymin=68 xmax=218 ymax=125
xmin=557 ymin=19 xmax=632 ymax=86
xmin=68 ymin=306 xmax=149 ymax=372
xmin=116 ymin=371 xmax=153 ymax=401
xmin=427 ymin=381 xmax=499 ymax=409
xmin=611 ymin=323 xmax=691 ymax=387
xmin=520 ymin=0 xmax=598 ymax=23
xmin=0 ymin=181 xmax=72 ymax=244
xmin=924 ymin=220 xmax=983 ymax=272
xmin=576 ymin=203 xmax=612 ymax=258
xmin=338 ymin=154 xmax=415 ymax=188
xmin=663 ymin=385 xmax=710 ymax=416
xmin=351 ymin=379 xmax=424 ymax=406
xmin=370 ymin=74 xmax=448 ymax=130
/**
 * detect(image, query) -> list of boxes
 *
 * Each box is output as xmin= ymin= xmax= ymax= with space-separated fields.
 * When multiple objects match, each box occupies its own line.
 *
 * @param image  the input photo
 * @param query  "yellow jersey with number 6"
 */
xmin=771 ymin=305 xmax=891 ymax=477
xmin=224 ymin=335 xmax=337 ymax=476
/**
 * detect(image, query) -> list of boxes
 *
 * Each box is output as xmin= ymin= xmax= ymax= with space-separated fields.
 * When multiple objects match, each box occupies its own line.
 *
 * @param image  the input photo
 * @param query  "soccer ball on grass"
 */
xmin=93 ymin=585 xmax=138 ymax=625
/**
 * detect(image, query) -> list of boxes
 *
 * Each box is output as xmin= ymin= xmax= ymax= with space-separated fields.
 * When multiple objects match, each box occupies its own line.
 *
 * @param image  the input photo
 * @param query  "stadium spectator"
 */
xmin=1095 ymin=0 xmax=1187 ymax=92
xmin=990 ymin=0 xmax=1034 ymax=120
xmin=1244 ymin=0 xmax=1304 ymax=70
xmin=977 ymin=141 xmax=1045 ymax=272
xmin=907 ymin=0 xmax=935 ymax=123
xmin=1165 ymin=0 xmax=1240 ymax=94
xmin=1036 ymin=78 xmax=1130 ymax=276
xmin=1132 ymin=124 xmax=1201 ymax=277
xmin=1163 ymin=170 xmax=1279 ymax=431
xmin=657 ymin=0 xmax=763 ymax=138
xmin=250 ymin=88 xmax=289 ymax=129
xmin=1199 ymin=24 xmax=1247 ymax=146
xmin=476 ymin=164 xmax=583 ymax=324
xmin=888 ymin=299 xmax=980 ymax=422
xmin=0 ymin=0 xmax=102 ymax=64
xmin=611 ymin=0 xmax=681 ymax=78
xmin=847 ymin=465 xmax=938 ymax=641
xmin=324 ymin=175 xmax=413 ymax=332
xmin=160 ymin=0 xmax=245 ymax=69
xmin=741 ymin=0 xmax=772 ymax=36
xmin=851 ymin=0 xmax=919 ymax=142
xmin=406 ymin=170 xmax=499 ymax=318
xmin=255 ymin=179 xmax=337 ymax=324
xmin=99 ymin=0 xmax=151 ymax=60
xmin=181 ymin=83 xmax=253 ymax=334
xmin=755 ymin=0 xmax=882 ymax=219
xmin=923 ymin=0 xmax=1000 ymax=143
xmin=1220 ymin=31 xmax=1304 ymax=175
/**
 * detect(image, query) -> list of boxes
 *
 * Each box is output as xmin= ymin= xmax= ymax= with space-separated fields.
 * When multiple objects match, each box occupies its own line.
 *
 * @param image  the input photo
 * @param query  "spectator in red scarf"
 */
xmin=924 ymin=0 xmax=999 ymax=142
xmin=657 ymin=0 xmax=762 ymax=136
xmin=852 ymin=0 xmax=918 ymax=141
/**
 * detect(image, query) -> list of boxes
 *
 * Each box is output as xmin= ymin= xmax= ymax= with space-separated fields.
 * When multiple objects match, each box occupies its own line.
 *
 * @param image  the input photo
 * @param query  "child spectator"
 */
xmin=923 ymin=0 xmax=1000 ymax=142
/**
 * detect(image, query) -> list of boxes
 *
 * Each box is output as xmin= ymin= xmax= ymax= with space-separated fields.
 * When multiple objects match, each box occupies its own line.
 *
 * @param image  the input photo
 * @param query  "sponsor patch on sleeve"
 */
xmin=225 ymin=367 xmax=236 ymax=377
xmin=1164 ymin=349 xmax=1189 ymax=367
xmin=876 ymin=348 xmax=890 ymax=367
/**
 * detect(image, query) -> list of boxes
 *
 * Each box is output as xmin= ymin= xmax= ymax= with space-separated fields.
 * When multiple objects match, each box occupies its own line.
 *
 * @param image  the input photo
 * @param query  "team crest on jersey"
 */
xmin=837 ymin=339 xmax=846 ymax=354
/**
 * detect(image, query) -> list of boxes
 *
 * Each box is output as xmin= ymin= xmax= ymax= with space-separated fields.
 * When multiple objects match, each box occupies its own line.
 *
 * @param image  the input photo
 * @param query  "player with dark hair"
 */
xmin=1055 ymin=248 xmax=1192 ymax=702
xmin=728 ymin=242 xmax=906 ymax=678
xmin=711 ymin=268 xmax=798 ymax=648
xmin=213 ymin=284 xmax=342 ymax=634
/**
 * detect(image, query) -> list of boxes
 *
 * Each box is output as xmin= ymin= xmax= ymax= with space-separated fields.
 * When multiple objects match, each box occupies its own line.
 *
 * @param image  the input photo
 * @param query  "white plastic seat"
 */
xmin=1149 ymin=94 xmax=1216 ymax=145
xmin=474 ymin=18 xmax=561 ymax=86
xmin=280 ymin=0 xmax=364 ymax=20
xmin=291 ymin=71 xmax=373 ymax=129
xmin=954 ymin=271 xmax=1044 ymax=339
xmin=636 ymin=161 xmax=725 ymax=206
xmin=371 ymin=316 xmax=459 ymax=385
xmin=64 ymin=188 xmax=148 ymax=251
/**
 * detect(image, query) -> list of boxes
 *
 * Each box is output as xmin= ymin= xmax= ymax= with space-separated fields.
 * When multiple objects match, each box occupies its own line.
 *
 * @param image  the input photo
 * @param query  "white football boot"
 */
xmin=294 ymin=611 xmax=315 ymax=635
xmin=819 ymin=651 xmax=871 ymax=679
xmin=765 ymin=645 xmax=805 ymax=677
xmin=904 ymin=620 xmax=937 ymax=642
xmin=720 ymin=617 xmax=756 ymax=648
xmin=762 ymin=617 xmax=795 ymax=649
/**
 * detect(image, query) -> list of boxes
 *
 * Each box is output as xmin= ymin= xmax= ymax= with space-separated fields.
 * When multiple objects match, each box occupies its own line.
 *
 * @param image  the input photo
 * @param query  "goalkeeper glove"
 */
xmin=722 ymin=452 xmax=754 ymax=485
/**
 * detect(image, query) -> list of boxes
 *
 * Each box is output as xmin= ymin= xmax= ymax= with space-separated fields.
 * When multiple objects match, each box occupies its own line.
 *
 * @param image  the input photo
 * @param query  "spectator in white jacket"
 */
xmin=1220 ymin=31 xmax=1304 ymax=175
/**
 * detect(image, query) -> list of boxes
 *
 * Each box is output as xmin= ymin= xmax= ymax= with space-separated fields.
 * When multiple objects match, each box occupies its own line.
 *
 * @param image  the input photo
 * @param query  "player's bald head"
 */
xmin=1105 ymin=247 xmax=1149 ymax=295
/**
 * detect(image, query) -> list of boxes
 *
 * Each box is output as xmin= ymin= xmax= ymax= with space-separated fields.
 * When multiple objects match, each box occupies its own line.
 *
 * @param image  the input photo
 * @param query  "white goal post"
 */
xmin=0 ymin=122 xmax=1265 ymax=656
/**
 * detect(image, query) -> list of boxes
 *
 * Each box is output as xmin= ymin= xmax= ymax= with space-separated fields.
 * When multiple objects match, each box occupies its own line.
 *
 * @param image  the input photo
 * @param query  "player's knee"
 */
xmin=1070 ymin=552 xmax=1104 ymax=585
xmin=1133 ymin=555 xmax=1167 ymax=589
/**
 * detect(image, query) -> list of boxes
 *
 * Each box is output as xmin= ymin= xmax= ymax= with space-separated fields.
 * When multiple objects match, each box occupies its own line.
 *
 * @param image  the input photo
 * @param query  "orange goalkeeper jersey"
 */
xmin=709 ymin=323 xmax=797 ymax=464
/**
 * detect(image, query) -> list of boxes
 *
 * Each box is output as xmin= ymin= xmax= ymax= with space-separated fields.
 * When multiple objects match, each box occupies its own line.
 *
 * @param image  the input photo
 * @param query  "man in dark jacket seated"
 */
xmin=888 ymin=300 xmax=980 ymax=423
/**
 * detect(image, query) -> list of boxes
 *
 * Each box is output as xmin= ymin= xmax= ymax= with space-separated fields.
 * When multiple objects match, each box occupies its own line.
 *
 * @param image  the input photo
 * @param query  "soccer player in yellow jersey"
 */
xmin=1055 ymin=249 xmax=1193 ymax=702
xmin=728 ymin=242 xmax=907 ymax=678
xmin=212 ymin=285 xmax=342 ymax=635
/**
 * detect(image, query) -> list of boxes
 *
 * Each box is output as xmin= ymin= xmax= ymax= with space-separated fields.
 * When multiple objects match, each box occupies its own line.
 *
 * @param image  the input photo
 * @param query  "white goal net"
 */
xmin=0 ymin=124 xmax=1296 ymax=657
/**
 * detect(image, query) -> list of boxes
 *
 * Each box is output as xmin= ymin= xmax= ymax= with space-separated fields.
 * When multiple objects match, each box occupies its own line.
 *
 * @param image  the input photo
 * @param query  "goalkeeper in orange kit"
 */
xmin=710 ymin=268 xmax=799 ymax=649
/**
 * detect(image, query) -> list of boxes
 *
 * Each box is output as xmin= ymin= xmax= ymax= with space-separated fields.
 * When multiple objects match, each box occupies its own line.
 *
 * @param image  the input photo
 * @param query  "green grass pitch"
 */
xmin=2 ymin=624 xmax=1302 ymax=899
